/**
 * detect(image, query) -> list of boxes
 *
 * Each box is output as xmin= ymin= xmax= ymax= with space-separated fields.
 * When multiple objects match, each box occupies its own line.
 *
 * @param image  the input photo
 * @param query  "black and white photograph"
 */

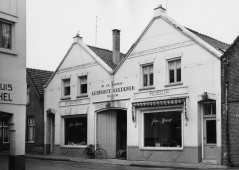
xmin=0 ymin=0 xmax=239 ymax=169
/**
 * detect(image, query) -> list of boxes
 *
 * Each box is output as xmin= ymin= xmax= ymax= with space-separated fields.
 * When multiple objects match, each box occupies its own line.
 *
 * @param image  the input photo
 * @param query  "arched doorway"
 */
xmin=97 ymin=109 xmax=127 ymax=159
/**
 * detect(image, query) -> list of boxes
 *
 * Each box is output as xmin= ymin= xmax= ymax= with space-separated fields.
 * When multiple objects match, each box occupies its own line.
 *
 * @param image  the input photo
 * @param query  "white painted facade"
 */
xmin=0 ymin=0 xmax=26 ymax=169
xmin=44 ymin=6 xmax=223 ymax=164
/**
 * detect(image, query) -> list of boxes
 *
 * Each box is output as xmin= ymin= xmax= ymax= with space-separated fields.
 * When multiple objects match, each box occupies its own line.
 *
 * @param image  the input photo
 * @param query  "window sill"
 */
xmin=164 ymin=82 xmax=183 ymax=87
xmin=140 ymin=147 xmax=183 ymax=151
xmin=76 ymin=94 xmax=88 ymax=98
xmin=0 ymin=48 xmax=17 ymax=55
xmin=60 ymin=96 xmax=71 ymax=100
xmin=138 ymin=86 xmax=155 ymax=91
xmin=62 ymin=145 xmax=87 ymax=149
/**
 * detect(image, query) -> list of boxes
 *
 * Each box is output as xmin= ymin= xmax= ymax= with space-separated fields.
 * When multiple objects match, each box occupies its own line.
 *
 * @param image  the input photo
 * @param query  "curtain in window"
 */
xmin=80 ymin=77 xmax=87 ymax=84
xmin=2 ymin=24 xmax=10 ymax=48
xmin=168 ymin=61 xmax=174 ymax=70
xmin=64 ymin=80 xmax=70 ymax=87
xmin=176 ymin=60 xmax=181 ymax=68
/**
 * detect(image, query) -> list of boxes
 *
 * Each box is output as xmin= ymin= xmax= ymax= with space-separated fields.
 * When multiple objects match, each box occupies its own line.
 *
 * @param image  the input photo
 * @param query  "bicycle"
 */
xmin=81 ymin=141 xmax=107 ymax=159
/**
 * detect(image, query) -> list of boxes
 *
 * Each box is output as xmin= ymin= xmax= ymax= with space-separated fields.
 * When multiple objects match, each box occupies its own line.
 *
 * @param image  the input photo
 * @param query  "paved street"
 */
xmin=0 ymin=156 xmax=172 ymax=170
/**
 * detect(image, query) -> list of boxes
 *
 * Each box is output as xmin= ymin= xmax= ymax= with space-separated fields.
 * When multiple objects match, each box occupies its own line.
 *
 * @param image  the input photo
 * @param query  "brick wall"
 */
xmin=26 ymin=76 xmax=44 ymax=155
xmin=221 ymin=37 xmax=239 ymax=166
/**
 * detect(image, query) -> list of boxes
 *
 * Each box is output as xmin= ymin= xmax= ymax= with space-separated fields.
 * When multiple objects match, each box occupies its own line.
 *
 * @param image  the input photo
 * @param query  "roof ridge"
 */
xmin=87 ymin=45 xmax=125 ymax=55
xmin=186 ymin=27 xmax=230 ymax=46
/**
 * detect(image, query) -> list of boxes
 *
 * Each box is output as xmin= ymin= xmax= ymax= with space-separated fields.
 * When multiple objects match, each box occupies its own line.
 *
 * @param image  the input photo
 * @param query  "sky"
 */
xmin=26 ymin=0 xmax=239 ymax=71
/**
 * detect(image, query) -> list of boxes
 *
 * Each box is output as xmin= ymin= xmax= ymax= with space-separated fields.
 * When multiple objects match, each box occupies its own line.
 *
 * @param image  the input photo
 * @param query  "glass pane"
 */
xmin=81 ymin=84 xmax=87 ymax=94
xmin=149 ymin=73 xmax=153 ymax=86
xmin=168 ymin=61 xmax=174 ymax=69
xmin=65 ymin=117 xmax=87 ymax=145
xmin=204 ymin=103 xmax=211 ymax=115
xmin=212 ymin=103 xmax=216 ymax=115
xmin=3 ymin=127 xmax=9 ymax=142
xmin=177 ymin=68 xmax=181 ymax=82
xmin=144 ymin=111 xmax=182 ymax=148
xmin=80 ymin=76 xmax=87 ymax=84
xmin=143 ymin=74 xmax=148 ymax=87
xmin=64 ymin=79 xmax=70 ymax=87
xmin=169 ymin=70 xmax=174 ymax=83
xmin=65 ymin=86 xmax=70 ymax=96
xmin=206 ymin=120 xmax=216 ymax=144
xmin=2 ymin=23 xmax=11 ymax=49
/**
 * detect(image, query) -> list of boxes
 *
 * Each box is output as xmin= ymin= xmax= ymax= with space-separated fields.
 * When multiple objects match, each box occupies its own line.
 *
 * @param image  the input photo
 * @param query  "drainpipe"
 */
xmin=223 ymin=57 xmax=231 ymax=165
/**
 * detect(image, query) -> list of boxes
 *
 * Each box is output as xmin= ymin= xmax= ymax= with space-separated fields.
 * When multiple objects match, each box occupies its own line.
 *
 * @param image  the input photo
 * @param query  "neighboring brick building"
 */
xmin=26 ymin=68 xmax=53 ymax=154
xmin=221 ymin=35 xmax=239 ymax=166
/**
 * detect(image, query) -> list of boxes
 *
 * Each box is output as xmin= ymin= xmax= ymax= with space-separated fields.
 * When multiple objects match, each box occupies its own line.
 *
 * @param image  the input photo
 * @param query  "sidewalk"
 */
xmin=0 ymin=151 xmax=237 ymax=169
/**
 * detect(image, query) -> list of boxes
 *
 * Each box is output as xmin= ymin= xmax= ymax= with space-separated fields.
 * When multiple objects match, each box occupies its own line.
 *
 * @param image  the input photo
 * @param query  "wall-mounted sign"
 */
xmin=0 ymin=80 xmax=26 ymax=104
xmin=59 ymin=98 xmax=90 ymax=107
xmin=92 ymin=82 xmax=135 ymax=98
xmin=134 ymin=86 xmax=188 ymax=99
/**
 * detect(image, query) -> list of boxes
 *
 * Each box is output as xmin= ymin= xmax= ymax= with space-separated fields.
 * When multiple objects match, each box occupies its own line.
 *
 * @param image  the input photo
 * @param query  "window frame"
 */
xmin=141 ymin=108 xmax=184 ymax=150
xmin=26 ymin=117 xmax=35 ymax=142
xmin=203 ymin=101 xmax=216 ymax=118
xmin=63 ymin=115 xmax=88 ymax=148
xmin=78 ymin=75 xmax=88 ymax=96
xmin=0 ymin=21 xmax=11 ymax=50
xmin=141 ymin=63 xmax=154 ymax=88
xmin=62 ymin=78 xmax=71 ymax=97
xmin=0 ymin=119 xmax=9 ymax=143
xmin=167 ymin=58 xmax=182 ymax=85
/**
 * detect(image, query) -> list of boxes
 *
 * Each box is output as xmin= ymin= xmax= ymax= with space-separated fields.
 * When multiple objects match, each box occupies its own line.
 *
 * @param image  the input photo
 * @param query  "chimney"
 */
xmin=112 ymin=29 xmax=121 ymax=65
xmin=73 ymin=33 xmax=82 ymax=43
xmin=154 ymin=4 xmax=166 ymax=17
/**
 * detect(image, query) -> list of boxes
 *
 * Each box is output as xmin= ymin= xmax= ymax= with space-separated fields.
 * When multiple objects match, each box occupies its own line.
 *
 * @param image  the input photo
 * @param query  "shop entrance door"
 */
xmin=97 ymin=110 xmax=117 ymax=158
xmin=203 ymin=118 xmax=217 ymax=159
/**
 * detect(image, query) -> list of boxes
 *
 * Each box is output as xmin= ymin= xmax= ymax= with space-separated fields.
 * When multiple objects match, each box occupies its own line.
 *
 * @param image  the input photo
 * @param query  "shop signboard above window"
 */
xmin=64 ymin=116 xmax=87 ymax=146
xmin=144 ymin=111 xmax=182 ymax=149
xmin=0 ymin=22 xmax=11 ymax=49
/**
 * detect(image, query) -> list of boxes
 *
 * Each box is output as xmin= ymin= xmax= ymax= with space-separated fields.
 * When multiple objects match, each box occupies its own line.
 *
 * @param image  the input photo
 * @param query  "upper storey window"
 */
xmin=168 ymin=59 xmax=181 ymax=84
xmin=63 ymin=79 xmax=70 ymax=97
xmin=79 ymin=76 xmax=87 ymax=94
xmin=0 ymin=22 xmax=11 ymax=49
xmin=142 ymin=64 xmax=154 ymax=87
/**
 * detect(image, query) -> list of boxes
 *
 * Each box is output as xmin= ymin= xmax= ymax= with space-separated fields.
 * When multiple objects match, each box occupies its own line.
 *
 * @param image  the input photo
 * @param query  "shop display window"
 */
xmin=142 ymin=64 xmax=153 ymax=87
xmin=168 ymin=59 xmax=181 ymax=83
xmin=64 ymin=116 xmax=87 ymax=146
xmin=144 ymin=111 xmax=182 ymax=148
xmin=0 ymin=119 xmax=9 ymax=143
xmin=0 ymin=22 xmax=11 ymax=49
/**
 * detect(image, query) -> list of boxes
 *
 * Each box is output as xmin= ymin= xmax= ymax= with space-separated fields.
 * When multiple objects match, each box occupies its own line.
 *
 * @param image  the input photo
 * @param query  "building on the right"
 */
xmin=221 ymin=35 xmax=239 ymax=166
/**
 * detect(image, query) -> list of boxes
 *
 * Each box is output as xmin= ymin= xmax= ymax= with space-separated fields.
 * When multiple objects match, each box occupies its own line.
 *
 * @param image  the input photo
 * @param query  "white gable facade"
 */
xmin=111 ymin=7 xmax=222 ymax=164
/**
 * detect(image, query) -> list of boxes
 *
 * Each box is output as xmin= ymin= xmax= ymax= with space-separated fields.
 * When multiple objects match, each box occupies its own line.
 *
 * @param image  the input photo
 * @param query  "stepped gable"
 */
xmin=88 ymin=45 xmax=125 ymax=70
xmin=27 ymin=68 xmax=54 ymax=97
xmin=187 ymin=28 xmax=229 ymax=51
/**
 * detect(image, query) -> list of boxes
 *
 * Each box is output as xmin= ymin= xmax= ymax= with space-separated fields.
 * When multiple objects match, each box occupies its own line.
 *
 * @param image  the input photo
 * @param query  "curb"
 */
xmin=130 ymin=164 xmax=198 ymax=169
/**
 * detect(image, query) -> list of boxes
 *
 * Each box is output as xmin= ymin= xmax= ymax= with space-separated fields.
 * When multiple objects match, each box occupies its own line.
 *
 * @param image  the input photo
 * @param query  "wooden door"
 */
xmin=203 ymin=118 xmax=217 ymax=159
xmin=97 ymin=110 xmax=117 ymax=158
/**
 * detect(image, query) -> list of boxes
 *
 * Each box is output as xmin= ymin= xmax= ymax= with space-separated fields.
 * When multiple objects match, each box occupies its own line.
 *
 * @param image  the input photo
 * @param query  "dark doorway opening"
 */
xmin=116 ymin=110 xmax=127 ymax=159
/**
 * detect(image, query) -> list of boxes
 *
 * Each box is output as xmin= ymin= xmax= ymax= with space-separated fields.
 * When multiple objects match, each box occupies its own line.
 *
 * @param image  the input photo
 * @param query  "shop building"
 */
xmin=26 ymin=68 xmax=53 ymax=155
xmin=221 ymin=35 xmax=239 ymax=166
xmin=0 ymin=0 xmax=26 ymax=169
xmin=44 ymin=31 xmax=125 ymax=157
xmin=44 ymin=5 xmax=229 ymax=164
xmin=111 ymin=5 xmax=228 ymax=164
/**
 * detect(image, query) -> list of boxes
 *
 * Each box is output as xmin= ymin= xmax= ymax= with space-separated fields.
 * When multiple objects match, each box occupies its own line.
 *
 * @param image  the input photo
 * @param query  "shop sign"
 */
xmin=151 ymin=118 xmax=172 ymax=125
xmin=134 ymin=86 xmax=188 ymax=99
xmin=92 ymin=82 xmax=135 ymax=98
xmin=59 ymin=98 xmax=90 ymax=107
xmin=0 ymin=80 xmax=26 ymax=104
